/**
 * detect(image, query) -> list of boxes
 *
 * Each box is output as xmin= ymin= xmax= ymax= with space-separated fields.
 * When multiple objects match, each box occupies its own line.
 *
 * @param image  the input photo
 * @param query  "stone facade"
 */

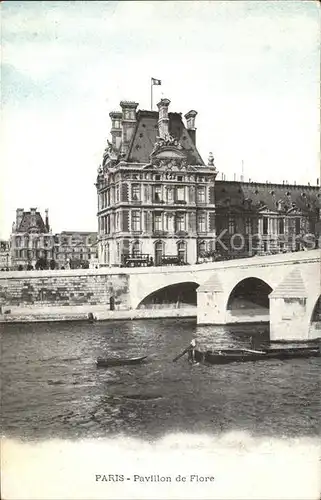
xmin=10 ymin=208 xmax=54 ymax=270
xmin=53 ymin=231 xmax=98 ymax=269
xmin=96 ymin=99 xmax=217 ymax=266
xmin=0 ymin=240 xmax=11 ymax=270
xmin=96 ymin=98 xmax=320 ymax=266
xmin=0 ymin=271 xmax=129 ymax=310
xmin=214 ymin=181 xmax=321 ymax=259
xmin=9 ymin=208 xmax=98 ymax=270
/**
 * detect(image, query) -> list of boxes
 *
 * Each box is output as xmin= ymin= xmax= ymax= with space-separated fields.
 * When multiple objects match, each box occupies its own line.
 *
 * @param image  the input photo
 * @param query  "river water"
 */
xmin=1 ymin=319 xmax=321 ymax=499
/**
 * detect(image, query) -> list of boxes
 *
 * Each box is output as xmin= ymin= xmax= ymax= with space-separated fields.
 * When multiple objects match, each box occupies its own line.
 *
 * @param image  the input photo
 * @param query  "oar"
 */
xmin=243 ymin=348 xmax=266 ymax=355
xmin=173 ymin=345 xmax=191 ymax=362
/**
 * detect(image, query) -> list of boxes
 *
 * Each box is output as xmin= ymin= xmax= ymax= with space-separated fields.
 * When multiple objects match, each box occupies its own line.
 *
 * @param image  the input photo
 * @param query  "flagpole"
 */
xmin=151 ymin=78 xmax=153 ymax=111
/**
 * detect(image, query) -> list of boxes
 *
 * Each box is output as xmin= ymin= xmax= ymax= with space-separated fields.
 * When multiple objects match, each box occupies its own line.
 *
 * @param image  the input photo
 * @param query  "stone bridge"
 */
xmin=127 ymin=249 xmax=320 ymax=341
xmin=0 ymin=250 xmax=320 ymax=341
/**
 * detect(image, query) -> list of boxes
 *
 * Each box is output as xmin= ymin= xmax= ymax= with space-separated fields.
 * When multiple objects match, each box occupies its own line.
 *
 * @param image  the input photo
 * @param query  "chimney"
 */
xmin=30 ymin=207 xmax=37 ymax=228
xmin=45 ymin=208 xmax=50 ymax=232
xmin=120 ymin=101 xmax=139 ymax=155
xmin=16 ymin=208 xmax=24 ymax=231
xmin=109 ymin=111 xmax=122 ymax=151
xmin=157 ymin=98 xmax=171 ymax=139
xmin=184 ymin=110 xmax=197 ymax=145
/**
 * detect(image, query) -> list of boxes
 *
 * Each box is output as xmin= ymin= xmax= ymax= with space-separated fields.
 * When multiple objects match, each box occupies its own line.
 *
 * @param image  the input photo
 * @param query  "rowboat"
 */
xmin=96 ymin=355 xmax=148 ymax=367
xmin=193 ymin=346 xmax=320 ymax=365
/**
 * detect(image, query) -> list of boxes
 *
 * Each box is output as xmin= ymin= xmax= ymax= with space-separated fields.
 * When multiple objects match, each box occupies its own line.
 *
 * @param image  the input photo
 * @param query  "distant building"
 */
xmin=53 ymin=231 xmax=98 ymax=269
xmin=0 ymin=240 xmax=11 ymax=270
xmin=96 ymin=99 xmax=217 ymax=266
xmin=10 ymin=208 xmax=53 ymax=270
xmin=214 ymin=181 xmax=321 ymax=259
xmin=10 ymin=208 xmax=98 ymax=270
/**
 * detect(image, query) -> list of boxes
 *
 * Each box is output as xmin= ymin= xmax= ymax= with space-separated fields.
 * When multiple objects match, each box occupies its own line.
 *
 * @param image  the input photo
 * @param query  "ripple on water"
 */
xmin=1 ymin=319 xmax=320 ymax=440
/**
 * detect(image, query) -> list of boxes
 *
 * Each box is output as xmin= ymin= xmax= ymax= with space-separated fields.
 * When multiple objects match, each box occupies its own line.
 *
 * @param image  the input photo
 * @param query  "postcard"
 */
xmin=1 ymin=1 xmax=320 ymax=499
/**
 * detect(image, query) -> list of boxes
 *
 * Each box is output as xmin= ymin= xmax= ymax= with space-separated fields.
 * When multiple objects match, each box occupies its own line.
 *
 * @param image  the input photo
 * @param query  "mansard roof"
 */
xmin=126 ymin=110 xmax=204 ymax=165
xmin=16 ymin=211 xmax=48 ymax=233
xmin=215 ymin=181 xmax=320 ymax=215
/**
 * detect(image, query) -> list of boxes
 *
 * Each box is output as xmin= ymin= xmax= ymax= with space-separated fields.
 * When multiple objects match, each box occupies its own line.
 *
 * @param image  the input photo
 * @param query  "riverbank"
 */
xmin=0 ymin=306 xmax=197 ymax=324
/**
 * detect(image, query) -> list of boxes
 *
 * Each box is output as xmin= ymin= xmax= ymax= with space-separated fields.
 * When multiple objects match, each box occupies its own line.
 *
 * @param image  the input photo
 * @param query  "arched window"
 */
xmin=198 ymin=241 xmax=206 ymax=257
xmin=154 ymin=241 xmax=163 ymax=266
xmin=177 ymin=241 xmax=186 ymax=263
xmin=132 ymin=241 xmax=140 ymax=256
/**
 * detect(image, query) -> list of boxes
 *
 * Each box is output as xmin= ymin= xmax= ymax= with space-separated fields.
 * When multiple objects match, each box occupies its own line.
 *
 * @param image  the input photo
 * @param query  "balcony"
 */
xmin=174 ymin=200 xmax=187 ymax=205
xmin=152 ymin=230 xmax=168 ymax=237
xmin=175 ymin=230 xmax=188 ymax=237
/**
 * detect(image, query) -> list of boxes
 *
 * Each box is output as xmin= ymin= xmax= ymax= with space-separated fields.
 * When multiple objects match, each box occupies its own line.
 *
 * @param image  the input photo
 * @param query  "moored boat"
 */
xmin=96 ymin=355 xmax=148 ymax=367
xmin=193 ymin=346 xmax=320 ymax=365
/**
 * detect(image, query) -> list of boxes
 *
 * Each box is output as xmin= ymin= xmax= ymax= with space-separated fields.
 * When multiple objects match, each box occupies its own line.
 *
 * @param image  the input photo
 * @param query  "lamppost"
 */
xmin=6 ymin=253 xmax=9 ymax=270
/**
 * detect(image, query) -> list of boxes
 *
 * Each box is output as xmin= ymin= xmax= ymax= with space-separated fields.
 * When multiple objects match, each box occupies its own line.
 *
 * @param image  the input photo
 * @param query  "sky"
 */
xmin=1 ymin=0 xmax=320 ymax=239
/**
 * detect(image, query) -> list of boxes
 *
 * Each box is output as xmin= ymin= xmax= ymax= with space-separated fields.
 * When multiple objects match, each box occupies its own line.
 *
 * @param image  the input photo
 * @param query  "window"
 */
xmin=154 ymin=185 xmax=162 ymax=202
xmin=177 ymin=175 xmax=183 ymax=182
xmin=116 ymin=213 xmax=120 ymax=231
xmin=167 ymin=188 xmax=174 ymax=203
xmin=132 ymin=210 xmax=140 ymax=231
xmin=278 ymin=218 xmax=284 ymax=235
xmin=245 ymin=218 xmax=252 ymax=234
xmin=177 ymin=241 xmax=186 ymax=262
xmin=228 ymin=217 xmax=235 ymax=234
xmin=197 ymin=186 xmax=205 ymax=203
xmin=263 ymin=241 xmax=268 ymax=252
xmin=198 ymin=241 xmax=206 ymax=257
xmin=176 ymin=186 xmax=185 ymax=202
xmin=15 ymin=237 xmax=21 ymax=248
xmin=132 ymin=241 xmax=140 ymax=256
xmin=280 ymin=242 xmax=285 ymax=252
xmin=132 ymin=184 xmax=140 ymax=201
xmin=155 ymin=174 xmax=161 ymax=181
xmin=166 ymin=214 xmax=174 ymax=232
xmin=263 ymin=217 xmax=268 ymax=235
xmin=176 ymin=213 xmax=185 ymax=231
xmin=198 ymin=213 xmax=206 ymax=232
xmin=154 ymin=213 xmax=162 ymax=231
xmin=295 ymin=218 xmax=301 ymax=235
xmin=115 ymin=184 xmax=120 ymax=203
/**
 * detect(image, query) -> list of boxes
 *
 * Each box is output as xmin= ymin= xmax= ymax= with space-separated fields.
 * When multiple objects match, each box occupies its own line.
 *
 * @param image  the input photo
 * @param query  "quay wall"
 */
xmin=0 ymin=269 xmax=130 ymax=312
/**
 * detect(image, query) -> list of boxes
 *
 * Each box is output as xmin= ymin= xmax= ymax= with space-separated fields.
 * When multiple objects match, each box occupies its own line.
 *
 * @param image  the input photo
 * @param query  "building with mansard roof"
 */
xmin=10 ymin=208 xmax=98 ymax=270
xmin=10 ymin=208 xmax=54 ymax=269
xmin=96 ymin=99 xmax=218 ymax=266
xmin=214 ymin=180 xmax=320 ymax=259
xmin=96 ymin=98 xmax=320 ymax=266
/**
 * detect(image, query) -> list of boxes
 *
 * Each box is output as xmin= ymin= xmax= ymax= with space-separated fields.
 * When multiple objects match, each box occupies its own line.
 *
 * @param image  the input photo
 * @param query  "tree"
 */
xmin=49 ymin=259 xmax=56 ymax=270
xmin=35 ymin=257 xmax=48 ymax=270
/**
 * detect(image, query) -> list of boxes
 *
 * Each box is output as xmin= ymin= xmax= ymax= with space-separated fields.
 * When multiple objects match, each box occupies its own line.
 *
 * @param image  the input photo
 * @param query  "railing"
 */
xmin=152 ymin=230 xmax=168 ymax=237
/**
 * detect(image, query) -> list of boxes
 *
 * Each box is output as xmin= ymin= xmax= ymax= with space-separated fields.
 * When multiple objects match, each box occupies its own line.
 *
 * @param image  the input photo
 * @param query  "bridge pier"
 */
xmin=197 ymin=274 xmax=227 ymax=325
xmin=269 ymin=269 xmax=311 ymax=341
xmin=269 ymin=297 xmax=309 ymax=341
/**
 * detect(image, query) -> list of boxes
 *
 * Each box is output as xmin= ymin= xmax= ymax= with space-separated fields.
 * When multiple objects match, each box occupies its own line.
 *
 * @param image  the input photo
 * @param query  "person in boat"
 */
xmin=188 ymin=338 xmax=197 ymax=363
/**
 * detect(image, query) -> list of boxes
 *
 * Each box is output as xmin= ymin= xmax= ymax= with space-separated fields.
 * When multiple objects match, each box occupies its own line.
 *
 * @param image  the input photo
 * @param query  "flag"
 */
xmin=151 ymin=78 xmax=161 ymax=85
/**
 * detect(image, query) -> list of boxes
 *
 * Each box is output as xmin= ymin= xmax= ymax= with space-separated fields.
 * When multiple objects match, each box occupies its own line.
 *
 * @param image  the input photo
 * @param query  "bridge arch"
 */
xmin=137 ymin=281 xmax=200 ymax=310
xmin=310 ymin=295 xmax=321 ymax=323
xmin=226 ymin=277 xmax=273 ymax=317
